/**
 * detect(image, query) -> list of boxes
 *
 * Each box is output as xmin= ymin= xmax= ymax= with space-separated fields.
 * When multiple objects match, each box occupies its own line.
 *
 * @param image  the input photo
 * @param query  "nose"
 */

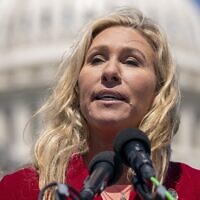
xmin=101 ymin=60 xmax=121 ymax=86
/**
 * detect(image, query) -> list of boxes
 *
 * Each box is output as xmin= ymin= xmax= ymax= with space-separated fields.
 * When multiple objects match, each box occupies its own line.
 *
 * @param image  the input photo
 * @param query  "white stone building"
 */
xmin=0 ymin=0 xmax=200 ymax=176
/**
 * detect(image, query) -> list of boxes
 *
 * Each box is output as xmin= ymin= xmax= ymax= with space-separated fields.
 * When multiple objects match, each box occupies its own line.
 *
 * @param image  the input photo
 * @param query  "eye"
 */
xmin=125 ymin=57 xmax=140 ymax=67
xmin=90 ymin=55 xmax=105 ymax=65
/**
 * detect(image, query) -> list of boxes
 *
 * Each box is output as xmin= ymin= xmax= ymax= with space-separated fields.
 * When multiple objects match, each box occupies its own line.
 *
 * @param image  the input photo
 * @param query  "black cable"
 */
xmin=38 ymin=182 xmax=58 ymax=200
xmin=67 ymin=185 xmax=82 ymax=200
xmin=38 ymin=182 xmax=81 ymax=200
xmin=131 ymin=175 xmax=154 ymax=200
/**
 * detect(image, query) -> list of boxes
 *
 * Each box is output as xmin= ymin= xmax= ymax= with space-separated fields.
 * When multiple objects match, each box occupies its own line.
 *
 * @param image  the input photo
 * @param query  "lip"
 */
xmin=92 ymin=89 xmax=129 ymax=103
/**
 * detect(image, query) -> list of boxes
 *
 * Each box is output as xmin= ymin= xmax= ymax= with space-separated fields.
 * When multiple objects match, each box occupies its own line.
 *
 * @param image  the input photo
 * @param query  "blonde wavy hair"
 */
xmin=33 ymin=8 xmax=180 ymax=199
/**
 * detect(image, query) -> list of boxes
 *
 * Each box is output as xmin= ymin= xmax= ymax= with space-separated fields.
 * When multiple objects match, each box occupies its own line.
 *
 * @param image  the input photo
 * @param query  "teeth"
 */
xmin=94 ymin=92 xmax=127 ymax=102
xmin=102 ymin=95 xmax=117 ymax=98
xmin=96 ymin=95 xmax=120 ymax=100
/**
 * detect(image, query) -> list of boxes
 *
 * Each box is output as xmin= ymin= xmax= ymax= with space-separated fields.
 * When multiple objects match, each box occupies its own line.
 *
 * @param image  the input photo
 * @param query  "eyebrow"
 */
xmin=121 ymin=47 xmax=147 ymax=62
xmin=87 ymin=45 xmax=147 ymax=62
xmin=87 ymin=45 xmax=108 ymax=56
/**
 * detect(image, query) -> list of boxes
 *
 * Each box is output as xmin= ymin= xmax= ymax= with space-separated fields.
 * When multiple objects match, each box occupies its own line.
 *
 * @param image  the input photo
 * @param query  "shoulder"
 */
xmin=0 ymin=167 xmax=39 ymax=185
xmin=168 ymin=162 xmax=200 ymax=179
xmin=0 ymin=167 xmax=39 ymax=200
xmin=165 ymin=162 xmax=200 ymax=200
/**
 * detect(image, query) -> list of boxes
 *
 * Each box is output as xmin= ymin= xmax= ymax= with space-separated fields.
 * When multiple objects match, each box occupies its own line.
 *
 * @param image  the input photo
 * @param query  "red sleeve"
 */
xmin=165 ymin=162 xmax=200 ymax=200
xmin=181 ymin=163 xmax=200 ymax=198
xmin=0 ymin=168 xmax=39 ymax=200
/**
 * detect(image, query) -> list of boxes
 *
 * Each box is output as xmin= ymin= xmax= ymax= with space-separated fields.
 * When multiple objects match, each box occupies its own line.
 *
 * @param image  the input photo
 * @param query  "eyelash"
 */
xmin=88 ymin=55 xmax=141 ymax=67
xmin=125 ymin=58 xmax=140 ymax=67
xmin=90 ymin=55 xmax=105 ymax=65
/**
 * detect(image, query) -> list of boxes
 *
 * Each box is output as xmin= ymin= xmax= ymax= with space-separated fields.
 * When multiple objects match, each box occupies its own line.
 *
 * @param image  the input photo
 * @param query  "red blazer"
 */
xmin=0 ymin=154 xmax=200 ymax=200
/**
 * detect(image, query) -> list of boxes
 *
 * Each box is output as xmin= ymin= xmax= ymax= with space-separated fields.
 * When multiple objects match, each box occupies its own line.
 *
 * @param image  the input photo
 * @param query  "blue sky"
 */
xmin=194 ymin=0 xmax=200 ymax=6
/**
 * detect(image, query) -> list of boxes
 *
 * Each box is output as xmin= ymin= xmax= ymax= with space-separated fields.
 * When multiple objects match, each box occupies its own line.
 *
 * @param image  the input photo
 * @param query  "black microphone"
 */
xmin=80 ymin=151 xmax=123 ymax=200
xmin=113 ymin=128 xmax=155 ymax=180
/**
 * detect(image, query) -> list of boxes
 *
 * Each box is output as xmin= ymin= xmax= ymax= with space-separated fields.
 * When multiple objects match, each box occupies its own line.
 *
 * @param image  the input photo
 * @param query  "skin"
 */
xmin=78 ymin=27 xmax=157 ymax=185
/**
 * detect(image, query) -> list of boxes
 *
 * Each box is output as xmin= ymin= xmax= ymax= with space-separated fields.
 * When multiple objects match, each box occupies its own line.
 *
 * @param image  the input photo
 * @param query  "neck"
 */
xmin=84 ymin=126 xmax=116 ymax=166
xmin=101 ymin=184 xmax=132 ymax=200
xmin=84 ymin=127 xmax=130 ymax=185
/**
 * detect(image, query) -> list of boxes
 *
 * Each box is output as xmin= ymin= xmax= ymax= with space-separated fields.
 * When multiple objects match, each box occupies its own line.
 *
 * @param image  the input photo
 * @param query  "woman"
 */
xmin=0 ymin=8 xmax=200 ymax=200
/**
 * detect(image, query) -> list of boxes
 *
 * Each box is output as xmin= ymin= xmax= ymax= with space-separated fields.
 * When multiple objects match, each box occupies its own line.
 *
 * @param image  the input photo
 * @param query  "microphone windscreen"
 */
xmin=113 ymin=128 xmax=151 ymax=156
xmin=89 ymin=151 xmax=123 ymax=186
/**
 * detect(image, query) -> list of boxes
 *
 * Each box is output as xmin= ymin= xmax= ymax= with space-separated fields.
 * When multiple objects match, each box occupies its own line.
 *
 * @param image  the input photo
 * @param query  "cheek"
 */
xmin=78 ymin=70 xmax=92 ymax=116
xmin=78 ymin=67 xmax=93 ymax=91
xmin=131 ymin=72 xmax=156 ymax=104
xmin=78 ymin=67 xmax=99 ymax=101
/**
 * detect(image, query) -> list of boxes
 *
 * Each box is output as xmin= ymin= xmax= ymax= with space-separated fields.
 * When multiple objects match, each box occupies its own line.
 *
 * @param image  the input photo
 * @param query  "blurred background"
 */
xmin=0 ymin=0 xmax=200 ymax=178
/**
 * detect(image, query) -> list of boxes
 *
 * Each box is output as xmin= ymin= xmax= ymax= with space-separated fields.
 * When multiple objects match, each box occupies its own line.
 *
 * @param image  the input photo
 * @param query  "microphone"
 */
xmin=80 ymin=151 xmax=123 ymax=200
xmin=113 ymin=128 xmax=155 ymax=180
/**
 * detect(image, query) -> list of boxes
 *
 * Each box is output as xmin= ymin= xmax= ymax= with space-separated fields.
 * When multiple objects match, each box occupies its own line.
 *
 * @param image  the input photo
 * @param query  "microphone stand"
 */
xmin=131 ymin=175 xmax=169 ymax=200
xmin=131 ymin=175 xmax=154 ymax=200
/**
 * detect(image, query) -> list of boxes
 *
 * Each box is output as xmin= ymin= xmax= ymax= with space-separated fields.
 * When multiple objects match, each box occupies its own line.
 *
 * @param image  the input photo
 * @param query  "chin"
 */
xmin=90 ymin=116 xmax=136 ymax=131
xmin=95 ymin=113 xmax=128 ymax=123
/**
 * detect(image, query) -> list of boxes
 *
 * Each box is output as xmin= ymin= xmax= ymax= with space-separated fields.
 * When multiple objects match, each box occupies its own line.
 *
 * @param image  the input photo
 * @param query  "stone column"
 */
xmin=172 ymin=105 xmax=196 ymax=164
xmin=0 ymin=107 xmax=9 ymax=152
xmin=10 ymin=100 xmax=32 ymax=164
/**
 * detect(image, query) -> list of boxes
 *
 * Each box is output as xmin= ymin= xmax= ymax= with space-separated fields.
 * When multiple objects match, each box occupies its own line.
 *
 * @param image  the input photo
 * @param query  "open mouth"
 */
xmin=92 ymin=90 xmax=128 ymax=102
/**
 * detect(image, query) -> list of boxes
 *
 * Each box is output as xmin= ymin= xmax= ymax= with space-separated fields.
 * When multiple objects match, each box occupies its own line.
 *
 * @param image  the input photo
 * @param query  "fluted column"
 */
xmin=0 ymin=107 xmax=8 ymax=149
xmin=10 ymin=100 xmax=32 ymax=163
xmin=172 ymin=105 xmax=196 ymax=164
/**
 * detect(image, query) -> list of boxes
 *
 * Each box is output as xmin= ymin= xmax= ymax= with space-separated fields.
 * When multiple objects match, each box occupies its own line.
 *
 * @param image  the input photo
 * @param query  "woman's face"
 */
xmin=78 ymin=26 xmax=156 ymax=133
